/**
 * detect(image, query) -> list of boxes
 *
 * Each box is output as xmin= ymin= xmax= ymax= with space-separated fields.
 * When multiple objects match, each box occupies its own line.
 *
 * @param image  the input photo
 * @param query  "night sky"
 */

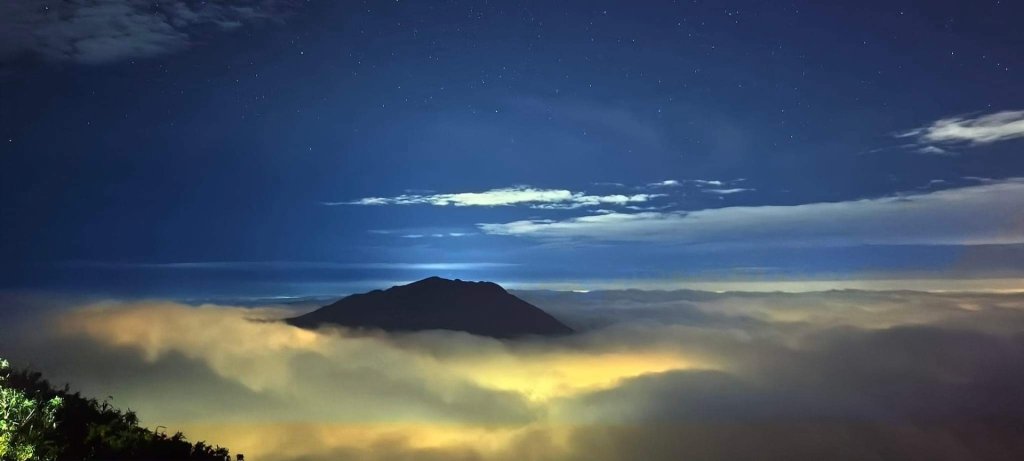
xmin=5 ymin=3 xmax=1024 ymax=460
xmin=2 ymin=0 xmax=1024 ymax=297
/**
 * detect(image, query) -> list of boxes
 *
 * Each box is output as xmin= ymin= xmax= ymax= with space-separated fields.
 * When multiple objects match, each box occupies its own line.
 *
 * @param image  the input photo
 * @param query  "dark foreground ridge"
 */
xmin=287 ymin=276 xmax=573 ymax=338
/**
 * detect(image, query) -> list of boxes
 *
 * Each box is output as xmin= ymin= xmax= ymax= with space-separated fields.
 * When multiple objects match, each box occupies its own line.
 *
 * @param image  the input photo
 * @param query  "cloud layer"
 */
xmin=0 ymin=1 xmax=288 ymax=64
xmin=479 ymin=178 xmax=1024 ymax=246
xmin=3 ymin=288 xmax=1024 ymax=460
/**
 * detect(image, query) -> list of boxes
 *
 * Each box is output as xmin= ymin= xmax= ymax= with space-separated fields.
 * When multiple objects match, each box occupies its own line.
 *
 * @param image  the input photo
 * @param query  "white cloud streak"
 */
xmin=478 ymin=179 xmax=1024 ymax=246
xmin=687 ymin=179 xmax=726 ymax=186
xmin=649 ymin=179 xmax=741 ymax=188
xmin=916 ymin=145 xmax=956 ymax=156
xmin=327 ymin=186 xmax=662 ymax=209
xmin=899 ymin=110 xmax=1024 ymax=146
xmin=701 ymin=188 xmax=753 ymax=195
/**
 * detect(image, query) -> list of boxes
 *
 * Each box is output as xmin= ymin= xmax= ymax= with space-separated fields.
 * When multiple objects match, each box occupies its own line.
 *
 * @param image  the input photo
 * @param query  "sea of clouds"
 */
xmin=2 ymin=288 xmax=1024 ymax=460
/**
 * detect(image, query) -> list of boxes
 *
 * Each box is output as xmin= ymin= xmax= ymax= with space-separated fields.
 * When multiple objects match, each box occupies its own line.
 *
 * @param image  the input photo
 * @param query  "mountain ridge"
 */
xmin=287 ymin=276 xmax=573 ymax=338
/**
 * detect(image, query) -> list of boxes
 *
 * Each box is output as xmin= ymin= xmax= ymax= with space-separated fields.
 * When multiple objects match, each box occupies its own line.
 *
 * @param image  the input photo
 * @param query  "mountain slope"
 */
xmin=287 ymin=277 xmax=573 ymax=338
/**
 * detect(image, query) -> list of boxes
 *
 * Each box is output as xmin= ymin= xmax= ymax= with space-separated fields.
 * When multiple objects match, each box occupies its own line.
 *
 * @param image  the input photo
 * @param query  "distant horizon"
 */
xmin=7 ymin=267 xmax=1024 ymax=301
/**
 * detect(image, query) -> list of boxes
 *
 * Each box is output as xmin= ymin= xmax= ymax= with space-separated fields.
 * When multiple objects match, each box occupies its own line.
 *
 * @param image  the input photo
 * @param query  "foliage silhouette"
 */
xmin=0 ymin=358 xmax=231 ymax=460
xmin=1 ymin=358 xmax=62 ymax=461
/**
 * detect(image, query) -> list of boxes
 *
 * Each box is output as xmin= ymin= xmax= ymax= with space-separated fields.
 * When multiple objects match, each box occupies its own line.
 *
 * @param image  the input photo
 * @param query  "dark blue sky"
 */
xmin=2 ymin=0 xmax=1023 ymax=297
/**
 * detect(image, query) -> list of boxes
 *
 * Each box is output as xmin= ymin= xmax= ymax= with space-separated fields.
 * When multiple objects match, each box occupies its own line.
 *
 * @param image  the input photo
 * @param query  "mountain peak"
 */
xmin=398 ymin=276 xmax=506 ymax=294
xmin=287 ymin=277 xmax=572 ymax=338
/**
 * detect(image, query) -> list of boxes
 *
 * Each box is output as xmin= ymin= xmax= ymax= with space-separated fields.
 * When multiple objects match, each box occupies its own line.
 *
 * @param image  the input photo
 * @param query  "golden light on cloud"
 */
xmin=57 ymin=301 xmax=708 ymax=408
xmin=54 ymin=301 xmax=704 ymax=458
xmin=59 ymin=301 xmax=329 ymax=391
xmin=453 ymin=352 xmax=703 ymax=402
xmin=176 ymin=422 xmax=574 ymax=461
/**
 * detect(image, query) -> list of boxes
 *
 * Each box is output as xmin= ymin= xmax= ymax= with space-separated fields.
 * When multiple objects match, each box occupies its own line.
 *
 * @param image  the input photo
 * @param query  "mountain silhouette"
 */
xmin=287 ymin=276 xmax=573 ymax=338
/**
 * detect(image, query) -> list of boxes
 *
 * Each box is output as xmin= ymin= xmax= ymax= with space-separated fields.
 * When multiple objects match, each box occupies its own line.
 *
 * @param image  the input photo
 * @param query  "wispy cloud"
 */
xmin=326 ymin=186 xmax=663 ymax=209
xmin=648 ymin=179 xmax=741 ymax=188
xmin=0 ymin=1 xmax=291 ymax=64
xmin=331 ymin=180 xmax=755 ymax=210
xmin=915 ymin=145 xmax=956 ymax=156
xmin=701 ymin=188 xmax=753 ymax=195
xmin=401 ymin=233 xmax=472 ymax=239
xmin=370 ymin=229 xmax=475 ymax=238
xmin=479 ymin=179 xmax=1024 ymax=247
xmin=644 ymin=179 xmax=751 ymax=194
xmin=898 ymin=110 xmax=1024 ymax=148
xmin=686 ymin=179 xmax=726 ymax=186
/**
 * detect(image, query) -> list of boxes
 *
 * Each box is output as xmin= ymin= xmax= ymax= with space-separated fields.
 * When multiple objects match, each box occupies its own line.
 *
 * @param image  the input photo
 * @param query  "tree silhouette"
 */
xmin=0 ymin=358 xmax=232 ymax=460
xmin=1 ymin=359 xmax=62 ymax=461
